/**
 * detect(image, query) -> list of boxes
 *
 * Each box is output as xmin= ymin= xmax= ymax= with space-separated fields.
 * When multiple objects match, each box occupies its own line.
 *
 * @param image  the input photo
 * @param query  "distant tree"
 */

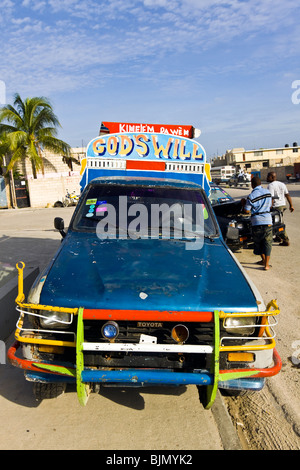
xmin=0 ymin=93 xmax=71 ymax=178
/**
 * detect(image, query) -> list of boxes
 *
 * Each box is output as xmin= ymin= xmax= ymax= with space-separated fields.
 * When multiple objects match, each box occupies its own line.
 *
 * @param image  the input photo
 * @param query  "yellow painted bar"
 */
xmin=220 ymin=337 xmax=276 ymax=353
xmin=15 ymin=312 xmax=76 ymax=348
xmin=218 ymin=299 xmax=280 ymax=319
xmin=15 ymin=262 xmax=78 ymax=314
xmin=16 ymin=301 xmax=78 ymax=315
xmin=15 ymin=329 xmax=76 ymax=348
xmin=16 ymin=262 xmax=25 ymax=303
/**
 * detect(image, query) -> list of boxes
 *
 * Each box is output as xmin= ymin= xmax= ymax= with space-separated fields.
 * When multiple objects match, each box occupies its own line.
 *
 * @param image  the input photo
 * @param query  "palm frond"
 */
xmin=27 ymin=140 xmax=43 ymax=171
xmin=6 ymin=145 xmax=27 ymax=171
xmin=0 ymin=105 xmax=23 ymax=128
xmin=33 ymin=106 xmax=61 ymax=132
xmin=0 ymin=123 xmax=20 ymax=134
xmin=40 ymin=135 xmax=71 ymax=156
xmin=6 ymin=130 xmax=28 ymax=149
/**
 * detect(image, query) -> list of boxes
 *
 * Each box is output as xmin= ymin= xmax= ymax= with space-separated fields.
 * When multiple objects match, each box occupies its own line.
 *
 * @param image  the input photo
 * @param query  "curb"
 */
xmin=211 ymin=392 xmax=243 ymax=450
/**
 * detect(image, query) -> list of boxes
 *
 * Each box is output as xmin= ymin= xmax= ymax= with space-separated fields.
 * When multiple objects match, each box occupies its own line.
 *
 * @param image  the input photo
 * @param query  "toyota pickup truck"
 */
xmin=8 ymin=122 xmax=281 ymax=408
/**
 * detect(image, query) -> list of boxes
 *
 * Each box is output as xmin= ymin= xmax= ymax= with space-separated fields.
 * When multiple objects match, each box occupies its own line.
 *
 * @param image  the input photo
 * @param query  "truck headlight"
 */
xmin=224 ymin=317 xmax=256 ymax=335
xmin=39 ymin=311 xmax=72 ymax=329
xmin=102 ymin=321 xmax=119 ymax=340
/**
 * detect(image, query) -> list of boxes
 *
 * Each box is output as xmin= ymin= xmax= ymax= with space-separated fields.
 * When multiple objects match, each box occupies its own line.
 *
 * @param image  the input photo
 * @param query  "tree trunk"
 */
xmin=31 ymin=160 xmax=37 ymax=179
xmin=9 ymin=169 xmax=17 ymax=207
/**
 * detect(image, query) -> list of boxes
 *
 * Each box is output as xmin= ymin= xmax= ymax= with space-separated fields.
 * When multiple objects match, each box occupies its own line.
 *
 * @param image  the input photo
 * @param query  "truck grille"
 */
xmin=83 ymin=320 xmax=214 ymax=345
xmin=83 ymin=320 xmax=214 ymax=369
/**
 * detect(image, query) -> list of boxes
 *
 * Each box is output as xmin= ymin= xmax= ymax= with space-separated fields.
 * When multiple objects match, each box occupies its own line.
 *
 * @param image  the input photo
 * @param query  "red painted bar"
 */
xmin=126 ymin=160 xmax=166 ymax=171
xmin=219 ymin=348 xmax=282 ymax=379
xmin=82 ymin=309 xmax=214 ymax=322
xmin=7 ymin=341 xmax=75 ymax=376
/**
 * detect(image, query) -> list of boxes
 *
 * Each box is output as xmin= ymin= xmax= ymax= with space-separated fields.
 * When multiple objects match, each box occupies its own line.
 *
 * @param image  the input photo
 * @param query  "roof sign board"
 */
xmin=80 ymin=130 xmax=211 ymax=194
xmin=99 ymin=121 xmax=201 ymax=139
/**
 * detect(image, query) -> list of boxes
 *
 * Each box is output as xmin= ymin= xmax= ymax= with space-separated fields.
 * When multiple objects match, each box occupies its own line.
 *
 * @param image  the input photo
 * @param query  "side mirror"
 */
xmin=54 ymin=217 xmax=66 ymax=238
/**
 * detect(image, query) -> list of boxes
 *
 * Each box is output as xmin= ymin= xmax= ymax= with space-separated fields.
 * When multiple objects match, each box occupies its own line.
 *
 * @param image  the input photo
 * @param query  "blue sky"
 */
xmin=1 ymin=0 xmax=300 ymax=159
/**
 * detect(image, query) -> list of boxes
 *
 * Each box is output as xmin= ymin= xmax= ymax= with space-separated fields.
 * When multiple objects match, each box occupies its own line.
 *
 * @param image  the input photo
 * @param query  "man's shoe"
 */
xmin=279 ymin=240 xmax=290 ymax=246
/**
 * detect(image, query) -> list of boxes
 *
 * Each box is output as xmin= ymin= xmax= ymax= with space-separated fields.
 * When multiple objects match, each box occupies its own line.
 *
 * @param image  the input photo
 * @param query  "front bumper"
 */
xmin=8 ymin=301 xmax=281 ymax=408
xmin=8 ymin=340 xmax=281 ymax=403
xmin=8 ymin=262 xmax=281 ymax=408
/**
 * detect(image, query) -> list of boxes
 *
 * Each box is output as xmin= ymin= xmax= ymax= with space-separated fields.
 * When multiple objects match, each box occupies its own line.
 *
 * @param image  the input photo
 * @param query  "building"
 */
xmin=211 ymin=142 xmax=300 ymax=181
xmin=2 ymin=147 xmax=85 ymax=208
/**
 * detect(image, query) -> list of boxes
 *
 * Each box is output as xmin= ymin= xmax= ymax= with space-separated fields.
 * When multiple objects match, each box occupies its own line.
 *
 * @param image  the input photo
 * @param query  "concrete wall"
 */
xmin=16 ymin=148 xmax=84 ymax=180
xmin=27 ymin=175 xmax=81 ymax=208
xmin=260 ymin=165 xmax=294 ymax=182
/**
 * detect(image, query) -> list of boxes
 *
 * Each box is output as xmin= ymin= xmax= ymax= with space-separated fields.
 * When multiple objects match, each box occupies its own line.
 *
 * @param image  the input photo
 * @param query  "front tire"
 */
xmin=33 ymin=382 xmax=66 ymax=400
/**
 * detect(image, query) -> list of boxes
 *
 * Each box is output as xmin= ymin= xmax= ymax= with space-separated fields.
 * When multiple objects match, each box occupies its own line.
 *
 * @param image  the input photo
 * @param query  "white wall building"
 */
xmin=211 ymin=143 xmax=300 ymax=172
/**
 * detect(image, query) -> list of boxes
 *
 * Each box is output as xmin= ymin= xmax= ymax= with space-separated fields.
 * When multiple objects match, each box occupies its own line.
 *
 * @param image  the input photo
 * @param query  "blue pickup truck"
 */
xmin=8 ymin=123 xmax=281 ymax=408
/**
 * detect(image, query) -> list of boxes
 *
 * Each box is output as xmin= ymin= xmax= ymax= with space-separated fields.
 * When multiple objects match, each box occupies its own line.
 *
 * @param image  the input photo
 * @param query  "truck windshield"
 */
xmin=72 ymin=184 xmax=218 ymax=239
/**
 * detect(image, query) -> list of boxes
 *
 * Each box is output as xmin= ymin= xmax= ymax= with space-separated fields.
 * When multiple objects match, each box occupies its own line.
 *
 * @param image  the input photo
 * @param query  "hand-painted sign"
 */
xmin=80 ymin=131 xmax=211 ymax=195
xmin=100 ymin=121 xmax=199 ymax=138
xmin=89 ymin=132 xmax=204 ymax=161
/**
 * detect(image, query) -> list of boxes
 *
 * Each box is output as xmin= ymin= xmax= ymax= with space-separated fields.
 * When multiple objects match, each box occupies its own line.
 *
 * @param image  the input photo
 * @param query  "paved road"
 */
xmin=0 ymin=205 xmax=239 ymax=451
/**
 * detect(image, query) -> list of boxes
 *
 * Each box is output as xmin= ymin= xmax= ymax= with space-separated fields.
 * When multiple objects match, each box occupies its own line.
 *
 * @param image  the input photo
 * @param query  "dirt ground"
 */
xmin=223 ymin=184 xmax=300 ymax=450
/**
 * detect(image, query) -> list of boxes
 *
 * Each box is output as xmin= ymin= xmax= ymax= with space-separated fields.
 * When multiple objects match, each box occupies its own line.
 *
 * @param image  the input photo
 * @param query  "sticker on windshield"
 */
xmin=85 ymin=203 xmax=96 ymax=218
xmin=86 ymin=199 xmax=97 ymax=205
xmin=96 ymin=206 xmax=107 ymax=213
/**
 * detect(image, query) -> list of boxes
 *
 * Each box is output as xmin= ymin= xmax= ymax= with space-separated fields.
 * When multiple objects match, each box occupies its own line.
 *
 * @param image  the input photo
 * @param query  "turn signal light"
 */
xmin=38 ymin=345 xmax=65 ymax=354
xmin=227 ymin=352 xmax=255 ymax=362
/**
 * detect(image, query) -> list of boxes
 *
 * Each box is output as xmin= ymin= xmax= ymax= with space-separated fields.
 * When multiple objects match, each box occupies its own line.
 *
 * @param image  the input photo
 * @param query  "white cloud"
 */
xmin=2 ymin=0 xmax=300 ymax=114
xmin=11 ymin=16 xmax=31 ymax=24
xmin=143 ymin=0 xmax=171 ymax=7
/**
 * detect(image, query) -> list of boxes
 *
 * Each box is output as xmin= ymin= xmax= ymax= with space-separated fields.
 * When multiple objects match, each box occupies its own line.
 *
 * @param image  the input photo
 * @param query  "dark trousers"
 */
xmin=252 ymin=224 xmax=273 ymax=256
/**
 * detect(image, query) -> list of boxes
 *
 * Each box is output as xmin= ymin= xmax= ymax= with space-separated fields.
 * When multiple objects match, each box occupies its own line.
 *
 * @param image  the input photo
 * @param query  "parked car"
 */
xmin=209 ymin=183 xmax=286 ymax=249
xmin=228 ymin=173 xmax=251 ymax=188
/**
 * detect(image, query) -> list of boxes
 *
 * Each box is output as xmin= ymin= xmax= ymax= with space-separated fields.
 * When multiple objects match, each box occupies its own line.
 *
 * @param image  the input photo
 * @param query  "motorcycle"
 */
xmin=54 ymin=190 xmax=80 ymax=207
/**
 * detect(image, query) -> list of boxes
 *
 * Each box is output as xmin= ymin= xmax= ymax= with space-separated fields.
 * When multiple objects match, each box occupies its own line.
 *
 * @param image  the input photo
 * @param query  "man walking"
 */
xmin=242 ymin=176 xmax=273 ymax=270
xmin=267 ymin=171 xmax=294 ymax=246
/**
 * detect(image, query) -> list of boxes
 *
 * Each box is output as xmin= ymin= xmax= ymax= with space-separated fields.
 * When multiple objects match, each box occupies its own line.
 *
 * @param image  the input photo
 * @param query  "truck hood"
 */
xmin=38 ymin=232 xmax=259 ymax=312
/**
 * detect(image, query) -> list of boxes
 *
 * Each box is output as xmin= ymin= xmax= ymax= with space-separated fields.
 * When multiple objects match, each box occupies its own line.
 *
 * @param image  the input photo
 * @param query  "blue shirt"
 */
xmin=244 ymin=185 xmax=272 ymax=226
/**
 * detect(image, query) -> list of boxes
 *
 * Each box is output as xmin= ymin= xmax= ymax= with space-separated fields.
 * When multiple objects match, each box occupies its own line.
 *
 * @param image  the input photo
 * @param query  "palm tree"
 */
xmin=0 ymin=93 xmax=71 ymax=178
xmin=0 ymin=133 xmax=10 ymax=175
